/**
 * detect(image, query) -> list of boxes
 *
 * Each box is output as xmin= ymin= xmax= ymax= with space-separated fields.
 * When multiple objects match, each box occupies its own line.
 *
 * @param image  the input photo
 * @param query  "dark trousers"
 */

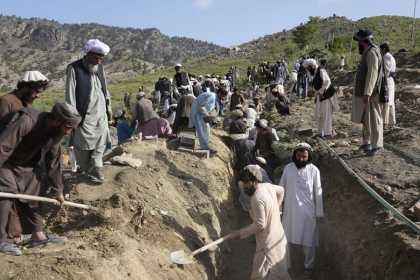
xmin=0 ymin=198 xmax=43 ymax=244
xmin=6 ymin=203 xmax=22 ymax=243
xmin=172 ymin=117 xmax=189 ymax=135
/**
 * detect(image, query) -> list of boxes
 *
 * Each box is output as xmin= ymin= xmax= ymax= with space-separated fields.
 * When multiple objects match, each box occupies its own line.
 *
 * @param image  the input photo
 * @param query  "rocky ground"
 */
xmin=2 ymin=51 xmax=420 ymax=280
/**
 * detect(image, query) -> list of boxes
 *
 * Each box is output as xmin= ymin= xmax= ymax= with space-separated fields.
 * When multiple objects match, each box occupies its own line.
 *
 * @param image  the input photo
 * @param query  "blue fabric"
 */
xmin=117 ymin=120 xmax=136 ymax=145
xmin=188 ymin=92 xmax=216 ymax=149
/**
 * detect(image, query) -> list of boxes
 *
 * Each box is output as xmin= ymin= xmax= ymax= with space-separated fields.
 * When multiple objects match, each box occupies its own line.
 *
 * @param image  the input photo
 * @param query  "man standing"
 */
xmin=123 ymin=93 xmax=130 ymax=107
xmin=296 ymin=60 xmax=308 ymax=98
xmin=351 ymin=30 xmax=384 ymax=156
xmin=230 ymin=166 xmax=291 ymax=280
xmin=0 ymin=102 xmax=82 ymax=256
xmin=0 ymin=71 xmax=48 ymax=246
xmin=273 ymin=60 xmax=287 ymax=85
xmin=172 ymin=91 xmax=196 ymax=135
xmin=303 ymin=58 xmax=339 ymax=139
xmin=229 ymin=86 xmax=245 ymax=112
xmin=253 ymin=97 xmax=263 ymax=120
xmin=189 ymin=89 xmax=228 ymax=154
xmin=65 ymin=39 xmax=112 ymax=182
xmin=280 ymin=143 xmax=323 ymax=279
xmin=248 ymin=119 xmax=276 ymax=182
xmin=379 ymin=43 xmax=397 ymax=128
xmin=173 ymin=64 xmax=192 ymax=99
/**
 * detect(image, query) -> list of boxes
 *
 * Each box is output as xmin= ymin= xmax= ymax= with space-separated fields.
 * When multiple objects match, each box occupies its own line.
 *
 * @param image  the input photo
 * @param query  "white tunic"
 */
xmin=280 ymin=162 xmax=323 ymax=247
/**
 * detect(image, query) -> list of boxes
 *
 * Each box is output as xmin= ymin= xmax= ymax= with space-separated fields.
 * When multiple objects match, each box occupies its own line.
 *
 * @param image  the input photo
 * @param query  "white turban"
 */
xmin=82 ymin=39 xmax=110 ymax=56
xmin=302 ymin=58 xmax=318 ymax=68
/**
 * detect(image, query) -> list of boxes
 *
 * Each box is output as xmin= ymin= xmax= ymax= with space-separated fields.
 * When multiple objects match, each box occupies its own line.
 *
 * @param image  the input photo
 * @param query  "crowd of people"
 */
xmin=0 ymin=29 xmax=398 ymax=279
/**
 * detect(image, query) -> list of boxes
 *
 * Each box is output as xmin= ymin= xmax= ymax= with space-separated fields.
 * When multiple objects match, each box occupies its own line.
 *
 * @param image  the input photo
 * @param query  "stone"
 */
xmin=178 ymin=145 xmax=194 ymax=154
xmin=297 ymin=128 xmax=313 ymax=137
xmin=179 ymin=136 xmax=195 ymax=147
xmin=193 ymin=149 xmax=210 ymax=158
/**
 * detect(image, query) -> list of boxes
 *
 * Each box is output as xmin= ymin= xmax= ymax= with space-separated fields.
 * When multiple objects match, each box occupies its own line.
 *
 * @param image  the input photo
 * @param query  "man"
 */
xmin=229 ymin=86 xmax=245 ymax=112
xmin=65 ymin=39 xmax=112 ymax=182
xmin=123 ymin=93 xmax=130 ymax=107
xmin=0 ymin=71 xmax=48 ymax=246
xmin=245 ymin=103 xmax=258 ymax=127
xmin=271 ymin=88 xmax=292 ymax=116
xmin=132 ymin=91 xmax=173 ymax=139
xmin=237 ymin=164 xmax=270 ymax=212
xmin=172 ymin=91 xmax=196 ymax=135
xmin=247 ymin=119 xmax=276 ymax=182
xmin=296 ymin=60 xmax=308 ymax=98
xmin=201 ymin=76 xmax=216 ymax=93
xmin=189 ymin=89 xmax=228 ymax=154
xmin=173 ymin=64 xmax=192 ymax=99
xmin=0 ymin=102 xmax=82 ymax=256
xmin=233 ymin=66 xmax=240 ymax=86
xmin=338 ymin=55 xmax=345 ymax=71
xmin=302 ymin=58 xmax=339 ymax=139
xmin=379 ymin=43 xmax=397 ymax=128
xmin=351 ymin=30 xmax=384 ymax=156
xmin=192 ymin=80 xmax=204 ymax=97
xmin=0 ymin=71 xmax=48 ymax=117
xmin=273 ymin=61 xmax=287 ymax=85
xmin=280 ymin=143 xmax=323 ymax=279
xmin=228 ymin=110 xmax=248 ymax=153
xmin=253 ymin=97 xmax=263 ymax=120
xmin=230 ymin=166 xmax=291 ymax=280
xmin=154 ymin=77 xmax=164 ymax=105
xmin=115 ymin=109 xmax=136 ymax=145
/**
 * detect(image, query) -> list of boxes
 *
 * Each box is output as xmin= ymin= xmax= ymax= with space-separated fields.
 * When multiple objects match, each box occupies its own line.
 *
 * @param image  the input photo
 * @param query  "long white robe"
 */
xmin=188 ymin=92 xmax=216 ymax=149
xmin=239 ymin=183 xmax=291 ymax=280
xmin=280 ymin=162 xmax=323 ymax=247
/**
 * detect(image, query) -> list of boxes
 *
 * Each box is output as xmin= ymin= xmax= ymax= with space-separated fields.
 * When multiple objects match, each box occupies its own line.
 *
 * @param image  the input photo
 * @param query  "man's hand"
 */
xmin=230 ymin=230 xmax=240 ymax=239
xmin=52 ymin=193 xmax=65 ymax=208
xmin=204 ymin=116 xmax=214 ymax=123
xmin=363 ymin=95 xmax=370 ymax=105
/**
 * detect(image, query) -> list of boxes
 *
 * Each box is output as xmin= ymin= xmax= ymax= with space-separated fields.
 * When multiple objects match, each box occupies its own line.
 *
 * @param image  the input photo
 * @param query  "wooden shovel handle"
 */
xmin=190 ymin=234 xmax=232 ymax=257
xmin=0 ymin=192 xmax=98 ymax=211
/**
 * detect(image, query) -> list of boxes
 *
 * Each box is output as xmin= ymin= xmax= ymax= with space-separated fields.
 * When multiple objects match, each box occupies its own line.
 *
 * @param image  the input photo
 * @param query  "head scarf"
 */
xmin=82 ymin=39 xmax=110 ymax=56
xmin=51 ymin=102 xmax=81 ymax=128
xmin=136 ymin=91 xmax=145 ymax=99
xmin=259 ymin=119 xmax=268 ymax=128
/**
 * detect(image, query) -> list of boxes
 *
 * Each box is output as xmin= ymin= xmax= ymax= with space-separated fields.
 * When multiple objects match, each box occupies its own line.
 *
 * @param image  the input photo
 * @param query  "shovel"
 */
xmin=0 ymin=192 xmax=98 ymax=211
xmin=170 ymin=233 xmax=232 ymax=264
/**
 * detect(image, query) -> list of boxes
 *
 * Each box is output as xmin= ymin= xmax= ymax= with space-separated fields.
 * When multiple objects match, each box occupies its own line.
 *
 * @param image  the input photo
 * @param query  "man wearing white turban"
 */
xmin=303 ymin=59 xmax=339 ymax=140
xmin=65 ymin=39 xmax=112 ymax=182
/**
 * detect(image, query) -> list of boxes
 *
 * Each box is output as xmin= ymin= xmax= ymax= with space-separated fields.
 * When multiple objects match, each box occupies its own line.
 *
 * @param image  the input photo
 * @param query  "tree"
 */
xmin=292 ymin=19 xmax=318 ymax=50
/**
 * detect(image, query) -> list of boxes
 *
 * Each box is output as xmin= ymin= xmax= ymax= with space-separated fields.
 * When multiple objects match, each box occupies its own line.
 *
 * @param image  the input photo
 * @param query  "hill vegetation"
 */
xmin=1 ymin=14 xmax=420 ymax=113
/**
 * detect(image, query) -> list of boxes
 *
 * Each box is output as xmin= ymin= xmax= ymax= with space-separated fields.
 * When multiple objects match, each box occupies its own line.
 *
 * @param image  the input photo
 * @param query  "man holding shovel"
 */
xmin=0 ymin=102 xmax=81 ymax=256
xmin=230 ymin=166 xmax=291 ymax=280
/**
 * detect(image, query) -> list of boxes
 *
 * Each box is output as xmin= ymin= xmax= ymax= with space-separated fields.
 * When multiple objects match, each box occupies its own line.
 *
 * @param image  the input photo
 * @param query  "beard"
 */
xmin=358 ymin=42 xmax=364 ymax=55
xmin=293 ymin=158 xmax=309 ymax=169
xmin=88 ymin=64 xmax=99 ymax=75
xmin=22 ymin=88 xmax=35 ymax=104
xmin=49 ymin=125 xmax=64 ymax=142
xmin=244 ymin=182 xmax=257 ymax=197
xmin=309 ymin=69 xmax=315 ymax=76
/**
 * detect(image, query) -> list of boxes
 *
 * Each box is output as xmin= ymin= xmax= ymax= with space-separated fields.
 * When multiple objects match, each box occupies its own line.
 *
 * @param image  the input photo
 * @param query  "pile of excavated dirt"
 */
xmin=1 ymin=130 xmax=240 ymax=280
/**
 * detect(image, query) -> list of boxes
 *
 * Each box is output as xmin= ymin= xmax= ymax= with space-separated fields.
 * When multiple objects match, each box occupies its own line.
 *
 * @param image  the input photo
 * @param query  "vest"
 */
xmin=354 ymin=46 xmax=382 ymax=97
xmin=174 ymin=72 xmax=189 ymax=95
xmin=313 ymin=66 xmax=336 ymax=101
xmin=70 ymin=58 xmax=108 ymax=125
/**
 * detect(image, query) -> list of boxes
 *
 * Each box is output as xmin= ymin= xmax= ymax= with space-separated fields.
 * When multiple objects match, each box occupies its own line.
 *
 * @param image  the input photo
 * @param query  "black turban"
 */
xmin=51 ymin=102 xmax=82 ymax=128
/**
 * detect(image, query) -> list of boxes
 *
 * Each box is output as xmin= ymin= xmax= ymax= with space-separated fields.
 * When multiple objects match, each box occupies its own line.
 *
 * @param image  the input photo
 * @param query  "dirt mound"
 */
xmin=1 ymin=131 xmax=239 ymax=280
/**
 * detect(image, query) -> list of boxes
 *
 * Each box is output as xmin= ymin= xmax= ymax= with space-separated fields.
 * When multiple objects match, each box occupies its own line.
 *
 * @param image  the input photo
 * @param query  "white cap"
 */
xmin=82 ymin=39 xmax=110 ymax=56
xmin=115 ymin=109 xmax=124 ymax=118
xmin=259 ymin=119 xmax=268 ymax=128
xmin=293 ymin=142 xmax=313 ymax=152
xmin=175 ymin=63 xmax=182 ymax=68
xmin=18 ymin=71 xmax=48 ymax=83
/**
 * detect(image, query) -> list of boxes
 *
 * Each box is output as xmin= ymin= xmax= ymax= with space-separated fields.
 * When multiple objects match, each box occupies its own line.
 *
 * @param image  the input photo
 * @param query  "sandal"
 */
xmin=29 ymin=234 xmax=67 ymax=248
xmin=302 ymin=268 xmax=313 ymax=279
xmin=0 ymin=243 xmax=22 ymax=256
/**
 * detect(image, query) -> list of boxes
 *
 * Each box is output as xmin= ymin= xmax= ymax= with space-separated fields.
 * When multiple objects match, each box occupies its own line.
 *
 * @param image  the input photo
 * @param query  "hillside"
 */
xmin=0 ymin=14 xmax=223 ymax=91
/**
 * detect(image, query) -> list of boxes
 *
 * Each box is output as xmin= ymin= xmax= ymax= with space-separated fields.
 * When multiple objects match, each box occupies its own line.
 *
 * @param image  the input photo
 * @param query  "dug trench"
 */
xmin=2 ymin=127 xmax=420 ymax=279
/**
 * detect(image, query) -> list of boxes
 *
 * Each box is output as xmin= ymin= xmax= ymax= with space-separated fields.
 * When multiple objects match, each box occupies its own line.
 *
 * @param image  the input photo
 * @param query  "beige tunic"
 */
xmin=239 ymin=183 xmax=291 ymax=280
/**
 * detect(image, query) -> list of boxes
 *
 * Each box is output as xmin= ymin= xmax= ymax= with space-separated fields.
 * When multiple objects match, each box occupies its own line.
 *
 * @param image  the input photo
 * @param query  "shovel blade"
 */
xmin=170 ymin=250 xmax=196 ymax=265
